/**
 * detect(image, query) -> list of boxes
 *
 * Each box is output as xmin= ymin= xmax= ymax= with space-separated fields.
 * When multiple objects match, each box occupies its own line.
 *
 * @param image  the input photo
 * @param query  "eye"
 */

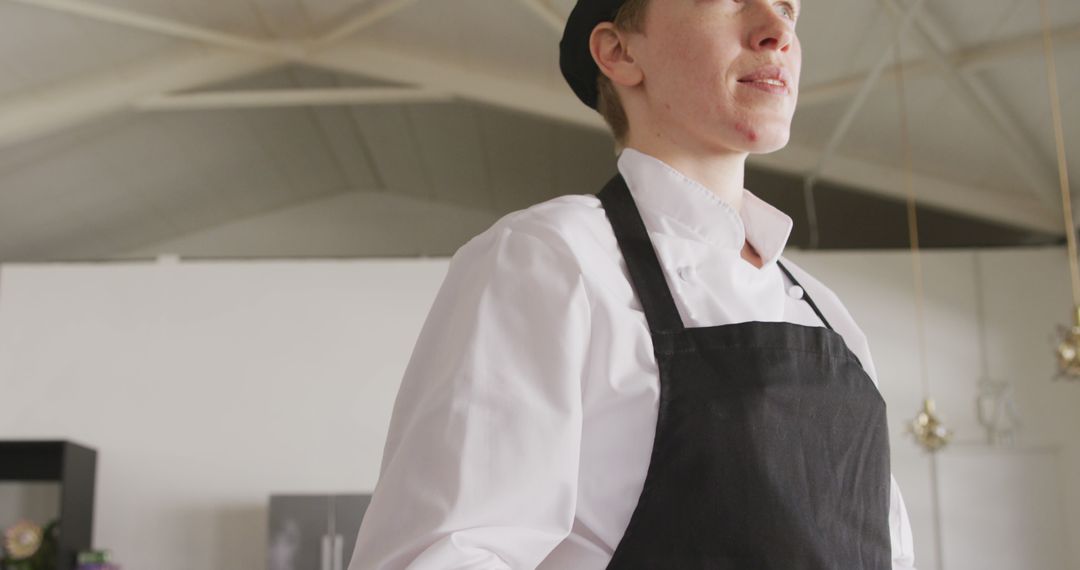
xmin=775 ymin=1 xmax=797 ymax=21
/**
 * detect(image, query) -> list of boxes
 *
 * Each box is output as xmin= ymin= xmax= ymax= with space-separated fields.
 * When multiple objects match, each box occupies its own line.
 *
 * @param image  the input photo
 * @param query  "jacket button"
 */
xmin=788 ymin=285 xmax=804 ymax=299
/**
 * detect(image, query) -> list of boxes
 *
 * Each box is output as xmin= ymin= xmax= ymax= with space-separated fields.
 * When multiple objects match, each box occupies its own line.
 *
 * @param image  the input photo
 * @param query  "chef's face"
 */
xmin=627 ymin=0 xmax=801 ymax=154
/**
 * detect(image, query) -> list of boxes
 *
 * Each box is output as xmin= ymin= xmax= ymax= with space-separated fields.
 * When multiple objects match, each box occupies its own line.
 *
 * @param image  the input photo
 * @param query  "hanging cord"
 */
xmin=972 ymin=253 xmax=991 ymax=383
xmin=1037 ymin=0 xmax=1080 ymax=318
xmin=1036 ymin=0 xmax=1080 ymax=544
xmin=892 ymin=23 xmax=931 ymax=400
xmin=893 ymin=17 xmax=947 ymax=569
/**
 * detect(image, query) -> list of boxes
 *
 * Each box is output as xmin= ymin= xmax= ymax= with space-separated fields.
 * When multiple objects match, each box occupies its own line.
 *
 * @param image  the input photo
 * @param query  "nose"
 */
xmin=747 ymin=3 xmax=795 ymax=53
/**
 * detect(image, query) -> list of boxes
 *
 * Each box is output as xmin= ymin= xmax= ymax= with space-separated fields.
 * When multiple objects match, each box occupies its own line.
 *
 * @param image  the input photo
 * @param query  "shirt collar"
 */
xmin=615 ymin=147 xmax=794 ymax=266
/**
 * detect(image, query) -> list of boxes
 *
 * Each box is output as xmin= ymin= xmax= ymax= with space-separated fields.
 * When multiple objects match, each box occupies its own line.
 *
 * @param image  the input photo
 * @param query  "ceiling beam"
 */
xmin=135 ymin=87 xmax=454 ymax=111
xmin=800 ymin=21 xmax=1080 ymax=107
xmin=878 ymin=0 xmax=1062 ymax=214
xmin=311 ymin=40 xmax=602 ymax=129
xmin=6 ymin=0 xmax=306 ymax=59
xmin=0 ymin=35 xmax=1055 ymax=233
xmin=310 ymin=39 xmax=1061 ymax=234
xmin=0 ymin=0 xmax=601 ymax=147
xmin=7 ymin=0 xmax=425 ymax=56
xmin=0 ymin=48 xmax=279 ymax=150
xmin=311 ymin=0 xmax=423 ymax=48
xmin=803 ymin=0 xmax=927 ymax=192
xmin=0 ymin=0 xmax=1060 ymax=234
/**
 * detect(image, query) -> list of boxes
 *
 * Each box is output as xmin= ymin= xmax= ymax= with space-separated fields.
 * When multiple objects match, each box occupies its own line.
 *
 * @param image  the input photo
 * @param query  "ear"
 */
xmin=589 ymin=22 xmax=644 ymax=89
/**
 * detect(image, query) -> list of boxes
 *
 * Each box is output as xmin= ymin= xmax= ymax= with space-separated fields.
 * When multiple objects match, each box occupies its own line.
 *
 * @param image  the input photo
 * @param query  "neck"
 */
xmin=623 ymin=136 xmax=748 ymax=211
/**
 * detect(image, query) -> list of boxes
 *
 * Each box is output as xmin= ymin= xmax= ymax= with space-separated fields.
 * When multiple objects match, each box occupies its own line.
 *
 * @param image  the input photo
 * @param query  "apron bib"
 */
xmin=597 ymin=173 xmax=892 ymax=569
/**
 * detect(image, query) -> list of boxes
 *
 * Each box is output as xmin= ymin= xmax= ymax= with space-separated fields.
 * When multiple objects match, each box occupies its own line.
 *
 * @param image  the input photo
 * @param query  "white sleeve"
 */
xmin=348 ymin=224 xmax=590 ymax=570
xmin=890 ymin=473 xmax=918 ymax=569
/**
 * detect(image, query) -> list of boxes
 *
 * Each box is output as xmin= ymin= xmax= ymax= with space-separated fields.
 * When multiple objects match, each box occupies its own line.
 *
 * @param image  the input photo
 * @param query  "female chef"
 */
xmin=349 ymin=0 xmax=918 ymax=568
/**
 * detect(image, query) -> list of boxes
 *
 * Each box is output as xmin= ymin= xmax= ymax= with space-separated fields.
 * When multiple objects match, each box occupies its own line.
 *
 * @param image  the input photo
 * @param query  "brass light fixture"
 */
xmin=973 ymin=254 xmax=1022 ymax=446
xmin=1054 ymin=309 xmax=1080 ymax=380
xmin=1038 ymin=0 xmax=1080 ymax=381
xmin=890 ymin=17 xmax=952 ymax=454
xmin=909 ymin=398 xmax=952 ymax=453
xmin=890 ymin=18 xmax=950 ymax=569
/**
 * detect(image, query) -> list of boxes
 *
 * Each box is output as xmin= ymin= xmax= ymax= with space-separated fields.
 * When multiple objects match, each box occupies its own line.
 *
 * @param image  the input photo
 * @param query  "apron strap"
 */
xmin=598 ymin=172 xmax=836 ymax=334
xmin=597 ymin=173 xmax=685 ymax=333
xmin=776 ymin=260 xmax=835 ymax=331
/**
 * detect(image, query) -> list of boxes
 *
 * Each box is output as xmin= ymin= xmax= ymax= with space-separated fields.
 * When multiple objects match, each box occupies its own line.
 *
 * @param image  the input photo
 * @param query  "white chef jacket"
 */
xmin=349 ymin=147 xmax=918 ymax=570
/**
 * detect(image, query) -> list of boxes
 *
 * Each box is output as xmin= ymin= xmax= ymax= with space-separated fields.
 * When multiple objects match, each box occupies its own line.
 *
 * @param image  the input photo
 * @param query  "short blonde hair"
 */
xmin=596 ymin=0 xmax=652 ymax=150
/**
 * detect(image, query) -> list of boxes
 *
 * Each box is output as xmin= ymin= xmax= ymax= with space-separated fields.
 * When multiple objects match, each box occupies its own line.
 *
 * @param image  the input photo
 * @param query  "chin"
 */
xmin=745 ymin=132 xmax=790 ymax=154
xmin=719 ymin=127 xmax=790 ymax=154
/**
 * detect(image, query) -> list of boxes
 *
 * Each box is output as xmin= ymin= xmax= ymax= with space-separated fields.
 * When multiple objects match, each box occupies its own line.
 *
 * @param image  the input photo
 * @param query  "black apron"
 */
xmin=596 ymin=174 xmax=892 ymax=569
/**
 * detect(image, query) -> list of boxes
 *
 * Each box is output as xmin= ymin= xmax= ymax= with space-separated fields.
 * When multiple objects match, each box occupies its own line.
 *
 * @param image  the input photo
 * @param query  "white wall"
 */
xmin=1 ymin=247 xmax=1078 ymax=570
xmin=0 ymin=258 xmax=446 ymax=568
xmin=799 ymin=248 xmax=1080 ymax=570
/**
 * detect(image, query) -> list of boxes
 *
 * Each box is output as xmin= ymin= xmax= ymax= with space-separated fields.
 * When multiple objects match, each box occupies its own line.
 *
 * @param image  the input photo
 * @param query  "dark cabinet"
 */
xmin=268 ymin=494 xmax=371 ymax=570
xmin=0 ymin=440 xmax=97 ymax=570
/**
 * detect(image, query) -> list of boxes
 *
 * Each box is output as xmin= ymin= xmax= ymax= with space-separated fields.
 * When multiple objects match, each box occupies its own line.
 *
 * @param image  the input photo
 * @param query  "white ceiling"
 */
xmin=0 ymin=0 xmax=1076 ymax=261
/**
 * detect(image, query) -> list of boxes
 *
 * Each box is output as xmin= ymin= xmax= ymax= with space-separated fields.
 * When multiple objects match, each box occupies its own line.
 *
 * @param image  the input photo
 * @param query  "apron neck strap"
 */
xmin=776 ymin=260 xmax=835 ymax=331
xmin=598 ymin=172 xmax=838 ymax=334
xmin=597 ymin=173 xmax=685 ymax=333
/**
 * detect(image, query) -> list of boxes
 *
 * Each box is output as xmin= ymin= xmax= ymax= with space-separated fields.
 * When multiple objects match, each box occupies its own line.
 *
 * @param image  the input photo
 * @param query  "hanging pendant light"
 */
xmin=1037 ymin=0 xmax=1080 ymax=381
xmin=973 ymin=255 xmax=1022 ymax=446
xmin=889 ymin=20 xmax=950 ymax=569
xmin=889 ymin=16 xmax=952 ymax=454
xmin=1054 ymin=309 xmax=1080 ymax=380
xmin=910 ymin=398 xmax=952 ymax=452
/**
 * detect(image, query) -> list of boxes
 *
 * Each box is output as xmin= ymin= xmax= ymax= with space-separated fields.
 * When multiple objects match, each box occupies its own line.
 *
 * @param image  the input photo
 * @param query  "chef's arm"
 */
xmin=890 ymin=473 xmax=918 ymax=569
xmin=348 ymin=225 xmax=589 ymax=570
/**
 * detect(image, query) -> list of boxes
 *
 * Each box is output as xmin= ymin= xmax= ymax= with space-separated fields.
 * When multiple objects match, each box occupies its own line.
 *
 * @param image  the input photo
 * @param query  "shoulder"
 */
xmin=423 ymin=195 xmax=605 ymax=331
xmin=454 ymin=193 xmax=608 ymax=266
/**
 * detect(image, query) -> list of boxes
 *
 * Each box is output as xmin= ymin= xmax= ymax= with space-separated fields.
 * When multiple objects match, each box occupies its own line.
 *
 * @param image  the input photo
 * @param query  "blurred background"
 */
xmin=0 ymin=0 xmax=1077 ymax=568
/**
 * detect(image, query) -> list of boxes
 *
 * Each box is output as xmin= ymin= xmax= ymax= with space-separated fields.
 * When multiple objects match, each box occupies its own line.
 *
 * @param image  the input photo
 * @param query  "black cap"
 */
xmin=559 ymin=0 xmax=627 ymax=110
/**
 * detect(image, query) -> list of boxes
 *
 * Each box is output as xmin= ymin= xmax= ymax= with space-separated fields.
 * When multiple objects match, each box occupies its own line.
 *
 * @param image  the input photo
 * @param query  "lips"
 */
xmin=737 ymin=65 xmax=791 ymax=90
